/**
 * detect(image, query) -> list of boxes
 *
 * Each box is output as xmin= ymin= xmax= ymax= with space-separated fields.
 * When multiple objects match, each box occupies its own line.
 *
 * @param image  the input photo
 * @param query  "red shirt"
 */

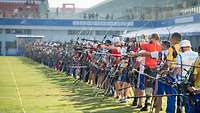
xmin=111 ymin=47 xmax=121 ymax=65
xmin=111 ymin=48 xmax=121 ymax=58
xmin=140 ymin=41 xmax=161 ymax=69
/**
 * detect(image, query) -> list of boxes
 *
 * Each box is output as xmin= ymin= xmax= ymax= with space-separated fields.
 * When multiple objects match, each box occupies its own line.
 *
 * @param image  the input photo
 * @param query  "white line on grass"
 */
xmin=6 ymin=60 xmax=26 ymax=113
xmin=11 ymin=72 xmax=26 ymax=113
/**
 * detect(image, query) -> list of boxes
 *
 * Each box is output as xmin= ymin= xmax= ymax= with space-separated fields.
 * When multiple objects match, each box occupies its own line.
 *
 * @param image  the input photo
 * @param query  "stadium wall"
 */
xmin=0 ymin=13 xmax=200 ymax=55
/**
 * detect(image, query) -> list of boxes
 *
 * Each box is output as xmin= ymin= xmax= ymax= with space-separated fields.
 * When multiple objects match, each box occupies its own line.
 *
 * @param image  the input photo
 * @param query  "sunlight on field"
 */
xmin=0 ymin=57 xmax=168 ymax=113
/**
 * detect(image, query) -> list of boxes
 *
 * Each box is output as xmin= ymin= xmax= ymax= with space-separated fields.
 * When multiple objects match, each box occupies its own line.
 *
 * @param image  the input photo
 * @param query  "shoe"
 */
xmin=136 ymin=105 xmax=142 ymax=108
xmin=115 ymin=96 xmax=119 ymax=99
xmin=119 ymin=98 xmax=128 ymax=103
xmin=140 ymin=106 xmax=148 ymax=111
xmin=146 ymin=102 xmax=151 ymax=106
xmin=132 ymin=101 xmax=137 ymax=106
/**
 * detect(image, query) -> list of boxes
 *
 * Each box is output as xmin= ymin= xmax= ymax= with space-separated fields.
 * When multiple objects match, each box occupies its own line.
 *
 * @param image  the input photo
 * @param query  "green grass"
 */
xmin=0 ymin=56 xmax=167 ymax=113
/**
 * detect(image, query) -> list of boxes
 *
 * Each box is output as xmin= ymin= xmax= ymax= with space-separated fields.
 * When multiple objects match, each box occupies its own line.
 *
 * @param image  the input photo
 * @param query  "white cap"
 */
xmin=112 ymin=37 xmax=121 ymax=43
xmin=180 ymin=40 xmax=192 ymax=47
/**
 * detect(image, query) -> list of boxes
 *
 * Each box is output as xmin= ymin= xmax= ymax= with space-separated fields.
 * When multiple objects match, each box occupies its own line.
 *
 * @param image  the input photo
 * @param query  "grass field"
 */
xmin=0 ymin=56 xmax=167 ymax=113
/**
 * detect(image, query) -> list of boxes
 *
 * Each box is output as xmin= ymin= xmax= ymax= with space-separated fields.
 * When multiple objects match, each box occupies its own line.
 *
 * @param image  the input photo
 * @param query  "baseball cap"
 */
xmin=180 ymin=40 xmax=192 ymax=48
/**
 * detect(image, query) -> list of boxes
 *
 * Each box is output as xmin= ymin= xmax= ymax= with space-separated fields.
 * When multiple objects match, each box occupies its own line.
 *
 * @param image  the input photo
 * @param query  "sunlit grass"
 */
xmin=0 ymin=56 xmax=167 ymax=113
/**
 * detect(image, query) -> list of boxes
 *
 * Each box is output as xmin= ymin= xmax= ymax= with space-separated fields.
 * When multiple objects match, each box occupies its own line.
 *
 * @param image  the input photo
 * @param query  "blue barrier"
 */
xmin=0 ymin=13 xmax=200 ymax=28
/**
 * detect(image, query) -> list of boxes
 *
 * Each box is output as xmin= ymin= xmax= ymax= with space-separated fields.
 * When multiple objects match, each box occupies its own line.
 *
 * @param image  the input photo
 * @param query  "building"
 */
xmin=0 ymin=0 xmax=200 ymax=55
xmin=0 ymin=18 xmax=135 ymax=55
xmin=0 ymin=0 xmax=49 ymax=18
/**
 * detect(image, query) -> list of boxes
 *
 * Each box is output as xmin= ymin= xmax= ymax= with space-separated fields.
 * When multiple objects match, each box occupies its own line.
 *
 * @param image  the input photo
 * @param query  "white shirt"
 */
xmin=120 ymin=47 xmax=127 ymax=56
xmin=150 ymin=50 xmax=168 ymax=59
xmin=150 ymin=50 xmax=168 ymax=78
xmin=176 ymin=50 xmax=198 ymax=80
xmin=137 ymin=57 xmax=145 ymax=74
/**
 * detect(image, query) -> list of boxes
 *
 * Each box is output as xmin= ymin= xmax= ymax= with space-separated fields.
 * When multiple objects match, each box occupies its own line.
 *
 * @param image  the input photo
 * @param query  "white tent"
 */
xmin=123 ymin=23 xmax=200 ymax=37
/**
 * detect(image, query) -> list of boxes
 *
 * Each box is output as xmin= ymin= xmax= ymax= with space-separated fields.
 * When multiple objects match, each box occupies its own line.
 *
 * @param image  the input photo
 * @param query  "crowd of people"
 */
xmin=24 ymin=32 xmax=200 ymax=113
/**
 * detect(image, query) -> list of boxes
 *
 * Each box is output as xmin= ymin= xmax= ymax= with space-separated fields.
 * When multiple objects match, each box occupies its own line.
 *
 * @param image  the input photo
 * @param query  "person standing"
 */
xmin=187 ymin=55 xmax=200 ymax=113
xmin=139 ymin=33 xmax=162 ymax=111
xmin=163 ymin=32 xmax=182 ymax=113
xmin=175 ymin=40 xmax=198 ymax=113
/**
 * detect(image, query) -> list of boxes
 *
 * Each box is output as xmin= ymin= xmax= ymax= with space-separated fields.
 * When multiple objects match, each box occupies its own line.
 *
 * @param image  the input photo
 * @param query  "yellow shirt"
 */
xmin=194 ymin=57 xmax=200 ymax=88
xmin=167 ymin=44 xmax=180 ymax=67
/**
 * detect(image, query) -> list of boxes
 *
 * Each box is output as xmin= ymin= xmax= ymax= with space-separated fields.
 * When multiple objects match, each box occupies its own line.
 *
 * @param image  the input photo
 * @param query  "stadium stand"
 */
xmin=0 ymin=0 xmax=48 ymax=18
xmin=80 ymin=0 xmax=200 ymax=20
xmin=0 ymin=0 xmax=199 ymax=56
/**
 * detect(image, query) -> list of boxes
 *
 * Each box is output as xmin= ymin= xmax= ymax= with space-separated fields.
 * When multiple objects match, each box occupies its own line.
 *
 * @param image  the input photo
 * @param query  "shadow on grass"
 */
xmin=20 ymin=57 xmax=139 ymax=113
